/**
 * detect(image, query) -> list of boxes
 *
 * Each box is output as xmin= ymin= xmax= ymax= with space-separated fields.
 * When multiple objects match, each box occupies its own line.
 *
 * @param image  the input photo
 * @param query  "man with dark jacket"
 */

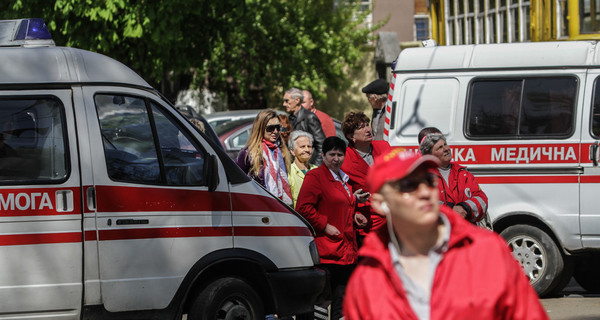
xmin=362 ymin=79 xmax=389 ymax=140
xmin=284 ymin=87 xmax=326 ymax=165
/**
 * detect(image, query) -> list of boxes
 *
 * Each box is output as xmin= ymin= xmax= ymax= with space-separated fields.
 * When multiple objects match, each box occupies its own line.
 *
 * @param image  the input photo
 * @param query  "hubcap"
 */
xmin=507 ymin=235 xmax=545 ymax=284
xmin=217 ymin=300 xmax=251 ymax=320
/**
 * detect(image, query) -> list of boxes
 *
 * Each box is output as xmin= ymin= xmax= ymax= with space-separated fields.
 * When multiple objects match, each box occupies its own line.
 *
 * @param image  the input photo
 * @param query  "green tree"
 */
xmin=2 ymin=0 xmax=380 ymax=109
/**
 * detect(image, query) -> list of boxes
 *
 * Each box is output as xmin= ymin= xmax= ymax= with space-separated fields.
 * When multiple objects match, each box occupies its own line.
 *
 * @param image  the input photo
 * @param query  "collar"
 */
xmin=328 ymin=167 xmax=349 ymax=184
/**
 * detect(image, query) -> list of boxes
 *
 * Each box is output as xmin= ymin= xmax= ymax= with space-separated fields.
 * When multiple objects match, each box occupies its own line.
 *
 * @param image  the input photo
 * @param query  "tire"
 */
xmin=500 ymin=225 xmax=565 ymax=297
xmin=188 ymin=277 xmax=264 ymax=320
xmin=573 ymin=254 xmax=600 ymax=293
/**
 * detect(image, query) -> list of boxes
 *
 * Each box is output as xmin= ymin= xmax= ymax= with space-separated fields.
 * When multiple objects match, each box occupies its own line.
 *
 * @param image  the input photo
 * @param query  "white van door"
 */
xmin=80 ymin=87 xmax=233 ymax=312
xmin=580 ymin=73 xmax=600 ymax=248
xmin=0 ymin=90 xmax=83 ymax=318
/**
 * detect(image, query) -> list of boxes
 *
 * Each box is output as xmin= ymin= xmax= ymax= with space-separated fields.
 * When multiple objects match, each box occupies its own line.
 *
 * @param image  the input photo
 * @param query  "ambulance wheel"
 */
xmin=573 ymin=255 xmax=600 ymax=293
xmin=501 ymin=225 xmax=565 ymax=297
xmin=188 ymin=277 xmax=264 ymax=320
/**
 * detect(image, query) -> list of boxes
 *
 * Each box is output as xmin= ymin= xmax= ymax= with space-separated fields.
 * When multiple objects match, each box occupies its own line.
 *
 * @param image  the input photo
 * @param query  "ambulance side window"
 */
xmin=591 ymin=79 xmax=600 ymax=138
xmin=0 ymin=98 xmax=68 ymax=184
xmin=467 ymin=77 xmax=577 ymax=139
xmin=95 ymin=94 xmax=206 ymax=186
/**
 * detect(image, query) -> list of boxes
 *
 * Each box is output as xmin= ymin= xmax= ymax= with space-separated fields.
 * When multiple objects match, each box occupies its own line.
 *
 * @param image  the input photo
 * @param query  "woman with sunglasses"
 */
xmin=343 ymin=150 xmax=548 ymax=320
xmin=296 ymin=136 xmax=368 ymax=320
xmin=235 ymin=109 xmax=293 ymax=205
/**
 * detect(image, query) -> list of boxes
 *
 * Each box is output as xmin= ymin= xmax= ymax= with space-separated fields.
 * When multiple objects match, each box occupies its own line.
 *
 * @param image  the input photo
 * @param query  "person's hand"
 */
xmin=324 ymin=224 xmax=341 ymax=238
xmin=354 ymin=189 xmax=370 ymax=203
xmin=453 ymin=205 xmax=468 ymax=218
xmin=354 ymin=213 xmax=368 ymax=228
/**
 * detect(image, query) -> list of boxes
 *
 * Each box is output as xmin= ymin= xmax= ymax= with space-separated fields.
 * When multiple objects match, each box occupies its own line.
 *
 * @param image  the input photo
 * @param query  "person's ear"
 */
xmin=370 ymin=193 xmax=387 ymax=217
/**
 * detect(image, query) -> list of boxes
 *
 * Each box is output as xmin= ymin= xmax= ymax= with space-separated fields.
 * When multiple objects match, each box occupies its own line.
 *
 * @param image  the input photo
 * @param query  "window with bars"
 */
xmin=444 ymin=0 xmax=530 ymax=45
xmin=415 ymin=15 xmax=430 ymax=40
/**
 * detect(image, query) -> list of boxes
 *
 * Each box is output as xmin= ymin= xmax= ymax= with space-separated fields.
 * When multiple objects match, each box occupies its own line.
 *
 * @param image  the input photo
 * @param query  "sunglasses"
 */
xmin=388 ymin=172 xmax=438 ymax=193
xmin=266 ymin=124 xmax=282 ymax=133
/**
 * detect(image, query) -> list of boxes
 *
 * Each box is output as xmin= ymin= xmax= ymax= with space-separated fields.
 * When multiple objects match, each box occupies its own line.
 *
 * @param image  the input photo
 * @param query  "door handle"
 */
xmin=116 ymin=219 xmax=149 ymax=225
xmin=86 ymin=187 xmax=96 ymax=211
xmin=590 ymin=141 xmax=599 ymax=166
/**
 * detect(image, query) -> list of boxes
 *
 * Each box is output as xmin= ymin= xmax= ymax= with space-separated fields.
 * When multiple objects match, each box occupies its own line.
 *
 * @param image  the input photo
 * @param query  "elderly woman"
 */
xmin=235 ymin=109 xmax=293 ymax=205
xmin=287 ymin=130 xmax=317 ymax=208
xmin=296 ymin=136 xmax=369 ymax=320
xmin=340 ymin=111 xmax=391 ymax=235
xmin=343 ymin=150 xmax=547 ymax=319
xmin=419 ymin=131 xmax=488 ymax=224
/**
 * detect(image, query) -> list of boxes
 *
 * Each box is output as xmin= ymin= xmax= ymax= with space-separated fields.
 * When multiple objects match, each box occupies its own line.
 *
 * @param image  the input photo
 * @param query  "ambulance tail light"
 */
xmin=0 ymin=18 xmax=55 ymax=47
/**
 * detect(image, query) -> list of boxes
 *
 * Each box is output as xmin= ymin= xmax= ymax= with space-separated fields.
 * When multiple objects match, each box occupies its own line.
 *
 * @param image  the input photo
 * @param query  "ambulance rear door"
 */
xmin=0 ymin=89 xmax=83 ymax=318
xmin=580 ymin=71 xmax=600 ymax=248
xmin=80 ymin=87 xmax=233 ymax=312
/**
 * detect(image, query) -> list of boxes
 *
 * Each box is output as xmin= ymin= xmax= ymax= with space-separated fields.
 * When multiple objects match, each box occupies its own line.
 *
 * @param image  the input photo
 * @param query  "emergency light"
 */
xmin=0 ymin=18 xmax=55 ymax=47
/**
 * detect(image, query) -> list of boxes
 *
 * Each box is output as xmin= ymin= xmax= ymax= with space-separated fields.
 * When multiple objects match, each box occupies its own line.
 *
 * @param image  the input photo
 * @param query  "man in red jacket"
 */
xmin=343 ymin=149 xmax=548 ymax=320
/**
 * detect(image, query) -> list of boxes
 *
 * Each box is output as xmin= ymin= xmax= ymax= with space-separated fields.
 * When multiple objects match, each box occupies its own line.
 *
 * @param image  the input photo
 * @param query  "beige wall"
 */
xmin=373 ymin=0 xmax=415 ymax=42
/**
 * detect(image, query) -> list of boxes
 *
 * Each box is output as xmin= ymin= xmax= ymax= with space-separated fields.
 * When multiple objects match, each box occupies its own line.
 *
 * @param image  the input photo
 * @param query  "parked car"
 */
xmin=207 ymin=110 xmax=347 ymax=159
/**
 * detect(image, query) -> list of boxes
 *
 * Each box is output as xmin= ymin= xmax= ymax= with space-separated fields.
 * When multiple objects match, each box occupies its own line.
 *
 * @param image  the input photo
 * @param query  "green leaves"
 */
xmin=2 ymin=0 xmax=376 ymax=108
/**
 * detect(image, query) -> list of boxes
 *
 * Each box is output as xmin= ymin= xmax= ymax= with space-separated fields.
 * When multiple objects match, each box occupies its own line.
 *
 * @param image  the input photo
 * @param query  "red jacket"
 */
xmin=434 ymin=162 xmax=488 ymax=223
xmin=343 ymin=206 xmax=548 ymax=320
xmin=341 ymin=140 xmax=391 ymax=233
xmin=314 ymin=109 xmax=336 ymax=138
xmin=296 ymin=165 xmax=358 ymax=265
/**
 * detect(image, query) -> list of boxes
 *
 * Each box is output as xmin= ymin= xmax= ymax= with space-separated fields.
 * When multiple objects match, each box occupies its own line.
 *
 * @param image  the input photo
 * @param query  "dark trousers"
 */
xmin=320 ymin=263 xmax=356 ymax=320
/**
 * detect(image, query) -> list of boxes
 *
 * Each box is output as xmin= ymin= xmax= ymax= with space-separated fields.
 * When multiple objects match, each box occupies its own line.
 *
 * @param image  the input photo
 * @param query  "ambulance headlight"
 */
xmin=309 ymin=240 xmax=320 ymax=265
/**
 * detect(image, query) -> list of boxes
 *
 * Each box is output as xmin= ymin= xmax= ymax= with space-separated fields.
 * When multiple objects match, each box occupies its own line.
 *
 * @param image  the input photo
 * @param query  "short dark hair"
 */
xmin=418 ymin=127 xmax=441 ymax=145
xmin=342 ymin=111 xmax=370 ymax=142
xmin=322 ymin=136 xmax=346 ymax=155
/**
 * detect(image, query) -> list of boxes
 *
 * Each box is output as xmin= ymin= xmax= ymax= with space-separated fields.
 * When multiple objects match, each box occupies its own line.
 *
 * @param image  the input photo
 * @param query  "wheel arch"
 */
xmin=170 ymin=248 xmax=279 ymax=317
xmin=493 ymin=211 xmax=568 ymax=255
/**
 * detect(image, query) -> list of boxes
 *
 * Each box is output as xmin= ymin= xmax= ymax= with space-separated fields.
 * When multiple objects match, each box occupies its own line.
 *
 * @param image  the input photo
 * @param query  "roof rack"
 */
xmin=0 ymin=18 xmax=55 ymax=47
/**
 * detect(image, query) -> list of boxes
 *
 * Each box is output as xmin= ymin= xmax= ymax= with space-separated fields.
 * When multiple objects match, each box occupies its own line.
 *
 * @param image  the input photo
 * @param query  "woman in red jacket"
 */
xmin=343 ymin=150 xmax=548 ymax=320
xmin=340 ymin=111 xmax=391 ymax=236
xmin=296 ymin=136 xmax=368 ymax=320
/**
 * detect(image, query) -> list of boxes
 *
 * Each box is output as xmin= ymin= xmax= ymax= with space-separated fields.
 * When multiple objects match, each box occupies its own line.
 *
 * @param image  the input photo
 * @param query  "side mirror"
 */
xmin=207 ymin=154 xmax=219 ymax=191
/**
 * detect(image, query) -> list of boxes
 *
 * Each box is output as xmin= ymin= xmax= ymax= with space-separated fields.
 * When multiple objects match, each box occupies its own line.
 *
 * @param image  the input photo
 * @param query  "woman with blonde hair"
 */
xmin=235 ymin=109 xmax=293 ymax=205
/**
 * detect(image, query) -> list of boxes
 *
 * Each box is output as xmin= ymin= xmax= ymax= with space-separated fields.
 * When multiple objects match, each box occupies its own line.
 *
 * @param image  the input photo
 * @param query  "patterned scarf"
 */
xmin=262 ymin=139 xmax=293 ymax=205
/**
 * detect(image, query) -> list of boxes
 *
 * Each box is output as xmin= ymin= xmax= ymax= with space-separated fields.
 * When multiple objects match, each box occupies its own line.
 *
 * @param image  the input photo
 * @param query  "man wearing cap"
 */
xmin=343 ymin=149 xmax=548 ymax=320
xmin=362 ymin=78 xmax=389 ymax=140
xmin=284 ymin=87 xmax=326 ymax=165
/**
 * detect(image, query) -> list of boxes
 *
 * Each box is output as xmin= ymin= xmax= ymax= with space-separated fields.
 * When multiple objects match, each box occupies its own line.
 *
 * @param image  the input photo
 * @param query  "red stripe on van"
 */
xmin=85 ymin=230 xmax=97 ymax=241
xmin=0 ymin=187 xmax=81 ymax=217
xmin=384 ymin=128 xmax=389 ymax=136
xmin=95 ymin=186 xmax=291 ymax=214
xmin=96 ymin=186 xmax=231 ymax=212
xmin=581 ymin=176 xmax=600 ymax=183
xmin=476 ymin=176 xmax=578 ymax=184
xmin=0 ymin=232 xmax=81 ymax=246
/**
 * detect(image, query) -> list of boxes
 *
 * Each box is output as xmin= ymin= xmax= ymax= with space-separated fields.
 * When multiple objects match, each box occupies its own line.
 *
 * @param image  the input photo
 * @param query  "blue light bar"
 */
xmin=0 ymin=18 xmax=55 ymax=47
xmin=15 ymin=18 xmax=52 ymax=40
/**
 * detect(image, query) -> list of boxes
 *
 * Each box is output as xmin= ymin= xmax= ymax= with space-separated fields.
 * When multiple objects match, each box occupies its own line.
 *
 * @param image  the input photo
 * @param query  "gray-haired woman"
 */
xmin=288 ymin=130 xmax=317 ymax=208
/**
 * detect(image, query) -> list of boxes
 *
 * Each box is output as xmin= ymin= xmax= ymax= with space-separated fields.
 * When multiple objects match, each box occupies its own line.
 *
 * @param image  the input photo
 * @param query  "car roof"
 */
xmin=0 ymin=46 xmax=151 ymax=88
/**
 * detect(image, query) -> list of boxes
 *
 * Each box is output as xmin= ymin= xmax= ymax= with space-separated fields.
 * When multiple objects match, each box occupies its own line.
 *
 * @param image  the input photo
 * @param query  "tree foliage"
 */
xmin=2 ymin=0 xmax=378 ymax=109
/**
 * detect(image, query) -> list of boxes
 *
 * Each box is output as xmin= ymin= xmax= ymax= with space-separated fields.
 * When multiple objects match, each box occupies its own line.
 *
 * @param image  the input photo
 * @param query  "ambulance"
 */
xmin=0 ymin=19 xmax=324 ymax=319
xmin=384 ymin=41 xmax=600 ymax=297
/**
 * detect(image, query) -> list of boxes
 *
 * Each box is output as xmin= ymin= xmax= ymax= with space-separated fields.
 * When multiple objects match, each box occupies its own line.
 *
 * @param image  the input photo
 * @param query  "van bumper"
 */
xmin=267 ymin=267 xmax=326 ymax=316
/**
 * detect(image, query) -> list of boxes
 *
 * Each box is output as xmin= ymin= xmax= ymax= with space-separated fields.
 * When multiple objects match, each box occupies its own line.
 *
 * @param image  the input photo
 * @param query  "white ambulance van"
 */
xmin=0 ymin=19 xmax=325 ymax=319
xmin=385 ymin=41 xmax=600 ymax=297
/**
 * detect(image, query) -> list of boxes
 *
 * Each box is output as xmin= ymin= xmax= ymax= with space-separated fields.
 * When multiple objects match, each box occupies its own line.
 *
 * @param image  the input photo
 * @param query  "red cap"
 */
xmin=368 ymin=149 xmax=441 ymax=192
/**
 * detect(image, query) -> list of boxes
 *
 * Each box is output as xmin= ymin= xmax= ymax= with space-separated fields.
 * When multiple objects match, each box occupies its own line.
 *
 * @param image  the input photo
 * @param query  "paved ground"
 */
xmin=540 ymin=279 xmax=600 ymax=320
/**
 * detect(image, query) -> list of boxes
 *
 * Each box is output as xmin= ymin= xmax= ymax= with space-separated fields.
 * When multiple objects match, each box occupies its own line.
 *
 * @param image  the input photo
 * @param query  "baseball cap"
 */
xmin=368 ymin=149 xmax=441 ymax=192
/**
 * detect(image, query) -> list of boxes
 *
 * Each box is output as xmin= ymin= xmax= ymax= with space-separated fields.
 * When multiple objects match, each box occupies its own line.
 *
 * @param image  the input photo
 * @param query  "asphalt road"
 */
xmin=541 ymin=278 xmax=600 ymax=320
